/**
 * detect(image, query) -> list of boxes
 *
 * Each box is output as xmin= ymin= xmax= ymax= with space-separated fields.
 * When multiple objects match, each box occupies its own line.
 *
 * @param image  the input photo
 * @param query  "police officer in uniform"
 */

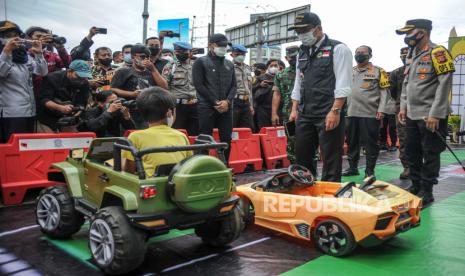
xmin=390 ymin=47 xmax=410 ymax=179
xmin=168 ymin=41 xmax=199 ymax=135
xmin=289 ymin=12 xmax=353 ymax=181
xmin=397 ymin=19 xmax=454 ymax=205
xmin=230 ymin=44 xmax=254 ymax=129
xmin=343 ymin=45 xmax=390 ymax=177
xmin=272 ymin=45 xmax=299 ymax=162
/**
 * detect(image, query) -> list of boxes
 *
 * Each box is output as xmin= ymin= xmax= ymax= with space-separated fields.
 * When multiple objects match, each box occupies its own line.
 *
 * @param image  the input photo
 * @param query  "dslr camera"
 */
xmin=52 ymin=34 xmax=67 ymax=45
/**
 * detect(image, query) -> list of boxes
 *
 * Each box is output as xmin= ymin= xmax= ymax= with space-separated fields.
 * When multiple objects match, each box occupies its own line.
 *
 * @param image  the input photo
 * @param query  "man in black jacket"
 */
xmin=81 ymin=90 xmax=134 ymax=137
xmin=38 ymin=60 xmax=91 ymax=132
xmin=192 ymin=33 xmax=237 ymax=159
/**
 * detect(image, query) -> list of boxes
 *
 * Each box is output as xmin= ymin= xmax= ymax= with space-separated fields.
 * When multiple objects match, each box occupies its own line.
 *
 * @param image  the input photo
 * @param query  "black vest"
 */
xmin=298 ymin=36 xmax=341 ymax=118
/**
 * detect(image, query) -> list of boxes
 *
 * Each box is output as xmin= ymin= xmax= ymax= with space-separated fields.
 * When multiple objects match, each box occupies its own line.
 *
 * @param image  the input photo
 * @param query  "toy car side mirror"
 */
xmin=70 ymin=148 xmax=84 ymax=160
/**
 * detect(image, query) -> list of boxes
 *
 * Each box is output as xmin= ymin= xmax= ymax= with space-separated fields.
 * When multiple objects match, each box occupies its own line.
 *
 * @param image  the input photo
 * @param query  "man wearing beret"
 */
xmin=230 ymin=44 xmax=254 ymax=129
xmin=167 ymin=41 xmax=199 ymax=135
xmin=192 ymin=33 xmax=237 ymax=159
xmin=289 ymin=12 xmax=353 ymax=181
xmin=397 ymin=19 xmax=454 ymax=205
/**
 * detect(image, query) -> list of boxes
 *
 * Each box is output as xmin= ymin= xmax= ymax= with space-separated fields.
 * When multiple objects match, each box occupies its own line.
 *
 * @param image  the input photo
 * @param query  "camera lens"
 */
xmin=52 ymin=36 xmax=67 ymax=44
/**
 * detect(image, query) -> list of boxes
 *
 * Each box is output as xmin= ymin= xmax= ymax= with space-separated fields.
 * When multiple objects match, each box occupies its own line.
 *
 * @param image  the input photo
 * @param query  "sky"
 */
xmin=3 ymin=0 xmax=465 ymax=71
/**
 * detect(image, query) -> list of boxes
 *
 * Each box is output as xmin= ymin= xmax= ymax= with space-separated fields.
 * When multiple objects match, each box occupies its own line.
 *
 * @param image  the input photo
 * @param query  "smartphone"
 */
xmin=96 ymin=28 xmax=107 ymax=34
xmin=284 ymin=120 xmax=296 ymax=137
xmin=192 ymin=48 xmax=205 ymax=55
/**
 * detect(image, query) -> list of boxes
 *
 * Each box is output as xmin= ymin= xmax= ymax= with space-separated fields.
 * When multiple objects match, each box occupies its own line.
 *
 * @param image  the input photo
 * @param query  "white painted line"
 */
xmin=0 ymin=225 xmax=39 ymax=238
xmin=161 ymin=237 xmax=271 ymax=273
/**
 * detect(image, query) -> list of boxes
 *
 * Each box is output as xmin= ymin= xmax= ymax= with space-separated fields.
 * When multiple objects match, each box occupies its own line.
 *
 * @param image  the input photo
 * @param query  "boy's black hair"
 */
xmin=137 ymin=87 xmax=176 ymax=122
xmin=131 ymin=44 xmax=150 ymax=56
xmin=95 ymin=90 xmax=114 ymax=103
xmin=122 ymin=44 xmax=133 ymax=52
xmin=266 ymin=59 xmax=279 ymax=68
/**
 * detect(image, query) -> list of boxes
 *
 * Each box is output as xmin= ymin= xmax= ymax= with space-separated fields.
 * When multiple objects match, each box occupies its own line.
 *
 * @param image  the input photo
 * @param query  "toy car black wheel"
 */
xmin=313 ymin=219 xmax=356 ymax=257
xmin=89 ymin=206 xmax=147 ymax=275
xmin=238 ymin=197 xmax=254 ymax=228
xmin=35 ymin=185 xmax=84 ymax=239
xmin=195 ymin=205 xmax=243 ymax=247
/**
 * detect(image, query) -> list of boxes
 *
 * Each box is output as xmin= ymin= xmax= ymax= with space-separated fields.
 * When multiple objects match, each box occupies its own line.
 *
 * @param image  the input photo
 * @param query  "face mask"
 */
xmin=298 ymin=30 xmax=317 ymax=46
xmin=162 ymin=55 xmax=175 ymax=64
xmin=233 ymin=55 xmax=245 ymax=63
xmin=288 ymin=57 xmax=297 ymax=67
xmin=404 ymin=31 xmax=424 ymax=48
xmin=149 ymin=46 xmax=160 ymax=56
xmin=99 ymin=58 xmax=112 ymax=67
xmin=175 ymin=52 xmax=189 ymax=62
xmin=166 ymin=116 xmax=174 ymax=127
xmin=354 ymin=54 xmax=370 ymax=64
xmin=267 ymin=67 xmax=279 ymax=75
xmin=123 ymin=53 xmax=132 ymax=63
xmin=213 ymin=46 xmax=227 ymax=57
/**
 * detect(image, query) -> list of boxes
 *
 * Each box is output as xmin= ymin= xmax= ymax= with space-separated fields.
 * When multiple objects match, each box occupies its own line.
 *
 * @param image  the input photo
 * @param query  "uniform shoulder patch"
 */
xmin=378 ymin=68 xmax=390 ymax=89
xmin=431 ymin=46 xmax=455 ymax=75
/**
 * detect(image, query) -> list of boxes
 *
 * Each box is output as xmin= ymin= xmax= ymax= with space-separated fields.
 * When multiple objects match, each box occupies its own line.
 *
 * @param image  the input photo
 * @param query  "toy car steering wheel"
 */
xmin=288 ymin=164 xmax=314 ymax=186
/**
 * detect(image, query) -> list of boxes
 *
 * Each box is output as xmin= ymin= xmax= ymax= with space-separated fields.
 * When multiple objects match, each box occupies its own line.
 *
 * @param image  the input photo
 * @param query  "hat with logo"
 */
xmin=288 ymin=12 xmax=321 ymax=31
xmin=396 ymin=19 xmax=432 ymax=35
xmin=69 ymin=60 xmax=92 ymax=79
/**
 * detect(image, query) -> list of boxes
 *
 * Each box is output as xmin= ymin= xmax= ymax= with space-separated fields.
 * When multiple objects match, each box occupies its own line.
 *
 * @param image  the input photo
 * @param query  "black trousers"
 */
xmin=380 ymin=114 xmax=397 ymax=146
xmin=346 ymin=117 xmax=380 ymax=174
xmin=198 ymin=105 xmax=233 ymax=160
xmin=172 ymin=103 xmax=199 ymax=136
xmin=232 ymin=100 xmax=254 ymax=130
xmin=255 ymin=106 xmax=272 ymax=132
xmin=406 ymin=118 xmax=447 ymax=187
xmin=295 ymin=117 xmax=345 ymax=182
xmin=0 ymin=116 xmax=36 ymax=143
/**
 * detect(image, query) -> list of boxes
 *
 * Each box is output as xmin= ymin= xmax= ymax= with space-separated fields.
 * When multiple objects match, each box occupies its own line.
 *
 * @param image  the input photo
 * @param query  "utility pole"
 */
xmin=191 ymin=16 xmax=196 ymax=45
xmin=3 ymin=0 xmax=7 ymax=20
xmin=142 ymin=0 xmax=149 ymax=43
xmin=256 ymin=16 xmax=265 ymax=63
xmin=210 ymin=0 xmax=215 ymax=36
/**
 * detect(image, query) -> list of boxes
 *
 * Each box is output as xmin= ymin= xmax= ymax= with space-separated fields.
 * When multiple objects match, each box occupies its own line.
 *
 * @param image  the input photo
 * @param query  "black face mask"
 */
xmin=288 ymin=58 xmax=297 ymax=67
xmin=175 ymin=52 xmax=189 ymax=62
xmin=99 ymin=58 xmax=112 ymax=67
xmin=354 ymin=53 xmax=370 ymax=64
xmin=404 ymin=31 xmax=424 ymax=48
xmin=149 ymin=46 xmax=160 ymax=56
xmin=401 ymin=56 xmax=407 ymax=65
xmin=254 ymin=70 xmax=262 ymax=77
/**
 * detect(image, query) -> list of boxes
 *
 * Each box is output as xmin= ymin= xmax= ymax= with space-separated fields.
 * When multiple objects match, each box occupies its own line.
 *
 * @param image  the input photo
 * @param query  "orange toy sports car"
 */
xmin=236 ymin=165 xmax=422 ymax=256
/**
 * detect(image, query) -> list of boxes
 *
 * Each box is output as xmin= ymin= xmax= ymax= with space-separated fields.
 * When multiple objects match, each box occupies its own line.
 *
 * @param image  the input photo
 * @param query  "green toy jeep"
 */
xmin=35 ymin=135 xmax=243 ymax=274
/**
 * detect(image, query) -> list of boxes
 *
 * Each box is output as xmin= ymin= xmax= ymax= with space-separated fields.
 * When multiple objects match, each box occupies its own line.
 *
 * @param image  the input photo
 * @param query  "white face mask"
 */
xmin=298 ymin=30 xmax=317 ymax=46
xmin=166 ymin=116 xmax=174 ymax=127
xmin=213 ymin=46 xmax=227 ymax=57
xmin=267 ymin=67 xmax=279 ymax=75
xmin=233 ymin=55 xmax=245 ymax=63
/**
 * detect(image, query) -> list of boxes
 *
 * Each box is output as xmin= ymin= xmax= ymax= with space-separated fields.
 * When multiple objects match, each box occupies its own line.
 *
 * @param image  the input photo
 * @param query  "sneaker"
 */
xmin=342 ymin=168 xmax=359 ymax=176
xmin=399 ymin=168 xmax=410 ymax=180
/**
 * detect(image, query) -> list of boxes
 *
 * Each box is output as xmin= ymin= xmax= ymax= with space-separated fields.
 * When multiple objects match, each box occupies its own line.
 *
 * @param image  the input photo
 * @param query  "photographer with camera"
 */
xmin=81 ymin=90 xmax=134 ymax=137
xmin=253 ymin=59 xmax=280 ymax=131
xmin=38 ymin=60 xmax=91 ymax=132
xmin=26 ymin=26 xmax=71 ymax=98
xmin=0 ymin=21 xmax=48 ymax=142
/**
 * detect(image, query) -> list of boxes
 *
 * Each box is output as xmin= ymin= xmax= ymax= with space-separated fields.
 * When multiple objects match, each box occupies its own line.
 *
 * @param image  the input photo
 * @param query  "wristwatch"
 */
xmin=331 ymin=107 xmax=341 ymax=114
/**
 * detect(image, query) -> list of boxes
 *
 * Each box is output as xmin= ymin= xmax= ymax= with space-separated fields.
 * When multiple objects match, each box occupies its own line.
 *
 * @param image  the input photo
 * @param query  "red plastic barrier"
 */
xmin=228 ymin=128 xmax=262 ymax=173
xmin=0 ymin=132 xmax=96 ymax=205
xmin=259 ymin=127 xmax=290 ymax=169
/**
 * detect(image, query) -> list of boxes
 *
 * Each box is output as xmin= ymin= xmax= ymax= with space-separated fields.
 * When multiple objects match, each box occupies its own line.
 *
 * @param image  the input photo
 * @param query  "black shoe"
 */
xmin=399 ymin=168 xmax=410 ymax=180
xmin=388 ymin=146 xmax=398 ymax=152
xmin=342 ymin=168 xmax=359 ymax=176
xmin=379 ymin=144 xmax=388 ymax=151
xmin=365 ymin=172 xmax=375 ymax=178
xmin=407 ymin=184 xmax=421 ymax=195
xmin=418 ymin=189 xmax=435 ymax=206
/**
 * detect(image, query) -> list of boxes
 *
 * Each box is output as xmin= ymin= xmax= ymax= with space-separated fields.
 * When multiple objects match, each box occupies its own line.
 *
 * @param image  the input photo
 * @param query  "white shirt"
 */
xmin=290 ymin=35 xmax=353 ymax=101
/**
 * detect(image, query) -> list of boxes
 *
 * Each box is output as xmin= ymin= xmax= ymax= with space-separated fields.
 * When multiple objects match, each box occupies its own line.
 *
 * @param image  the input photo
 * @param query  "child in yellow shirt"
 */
xmin=123 ymin=87 xmax=192 ymax=176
